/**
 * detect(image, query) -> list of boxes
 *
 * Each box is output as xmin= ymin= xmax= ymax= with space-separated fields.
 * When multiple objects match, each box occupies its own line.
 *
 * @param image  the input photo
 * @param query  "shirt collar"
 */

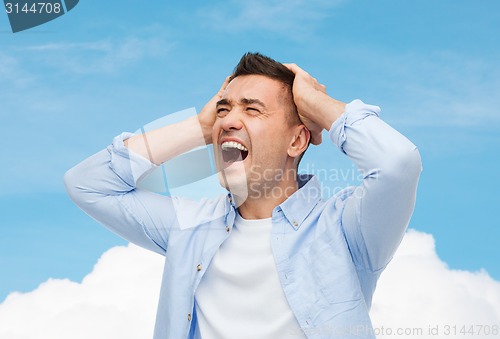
xmin=279 ymin=174 xmax=321 ymax=230
xmin=226 ymin=174 xmax=321 ymax=230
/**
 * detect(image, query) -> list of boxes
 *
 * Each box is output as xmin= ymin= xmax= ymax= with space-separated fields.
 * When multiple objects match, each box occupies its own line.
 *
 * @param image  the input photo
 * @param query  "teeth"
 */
xmin=221 ymin=141 xmax=248 ymax=152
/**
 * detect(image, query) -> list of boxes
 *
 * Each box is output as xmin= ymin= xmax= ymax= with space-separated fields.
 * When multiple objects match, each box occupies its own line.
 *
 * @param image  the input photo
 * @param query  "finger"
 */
xmin=220 ymin=76 xmax=231 ymax=91
xmin=311 ymin=77 xmax=323 ymax=88
xmin=283 ymin=63 xmax=303 ymax=75
xmin=217 ymin=76 xmax=232 ymax=97
xmin=283 ymin=63 xmax=297 ymax=72
xmin=318 ymin=84 xmax=327 ymax=93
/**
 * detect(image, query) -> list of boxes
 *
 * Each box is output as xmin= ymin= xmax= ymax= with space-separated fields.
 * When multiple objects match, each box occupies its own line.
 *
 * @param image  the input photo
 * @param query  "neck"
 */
xmin=236 ymin=177 xmax=298 ymax=220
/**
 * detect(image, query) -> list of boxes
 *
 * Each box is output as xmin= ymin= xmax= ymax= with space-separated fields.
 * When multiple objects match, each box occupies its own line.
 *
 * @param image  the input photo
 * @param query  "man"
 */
xmin=65 ymin=52 xmax=422 ymax=339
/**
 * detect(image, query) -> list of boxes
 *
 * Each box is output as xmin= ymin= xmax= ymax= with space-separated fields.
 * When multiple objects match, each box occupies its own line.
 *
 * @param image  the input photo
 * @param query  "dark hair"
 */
xmin=230 ymin=52 xmax=295 ymax=88
xmin=231 ymin=52 xmax=310 ymax=166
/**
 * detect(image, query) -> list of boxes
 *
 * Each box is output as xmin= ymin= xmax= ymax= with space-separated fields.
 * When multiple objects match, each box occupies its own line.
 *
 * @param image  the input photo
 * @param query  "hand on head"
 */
xmin=283 ymin=63 xmax=331 ymax=145
xmin=198 ymin=76 xmax=231 ymax=144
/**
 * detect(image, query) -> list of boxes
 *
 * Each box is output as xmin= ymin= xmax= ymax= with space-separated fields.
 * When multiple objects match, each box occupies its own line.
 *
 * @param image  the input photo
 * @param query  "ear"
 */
xmin=287 ymin=125 xmax=310 ymax=158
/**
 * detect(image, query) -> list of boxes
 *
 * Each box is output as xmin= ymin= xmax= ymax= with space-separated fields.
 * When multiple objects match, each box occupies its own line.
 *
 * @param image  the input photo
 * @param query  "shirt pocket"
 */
xmin=308 ymin=237 xmax=363 ymax=305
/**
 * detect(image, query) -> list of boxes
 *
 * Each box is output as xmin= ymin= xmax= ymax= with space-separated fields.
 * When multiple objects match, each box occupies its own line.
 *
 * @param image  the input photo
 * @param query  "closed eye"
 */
xmin=216 ymin=107 xmax=229 ymax=117
xmin=246 ymin=106 xmax=269 ymax=118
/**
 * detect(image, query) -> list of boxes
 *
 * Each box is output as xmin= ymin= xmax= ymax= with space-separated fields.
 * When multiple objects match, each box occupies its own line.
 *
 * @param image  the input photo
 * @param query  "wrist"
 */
xmin=196 ymin=115 xmax=214 ymax=145
xmin=317 ymin=95 xmax=346 ymax=130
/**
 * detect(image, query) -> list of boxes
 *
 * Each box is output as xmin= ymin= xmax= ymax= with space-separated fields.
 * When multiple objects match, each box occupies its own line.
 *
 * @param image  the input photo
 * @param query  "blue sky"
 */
xmin=0 ymin=0 xmax=499 ymax=301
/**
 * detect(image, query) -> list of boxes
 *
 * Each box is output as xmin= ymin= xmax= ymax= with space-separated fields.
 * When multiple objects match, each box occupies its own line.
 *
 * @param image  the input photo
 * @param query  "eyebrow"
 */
xmin=216 ymin=98 xmax=231 ymax=107
xmin=216 ymin=98 xmax=266 ymax=109
xmin=240 ymin=98 xmax=266 ymax=109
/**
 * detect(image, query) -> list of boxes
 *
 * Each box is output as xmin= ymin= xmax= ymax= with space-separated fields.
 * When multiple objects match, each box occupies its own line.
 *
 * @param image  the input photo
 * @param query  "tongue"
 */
xmin=222 ymin=149 xmax=248 ymax=163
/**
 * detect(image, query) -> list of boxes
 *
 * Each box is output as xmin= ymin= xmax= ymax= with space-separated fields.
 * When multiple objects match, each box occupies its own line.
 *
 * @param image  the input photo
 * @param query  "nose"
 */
xmin=219 ymin=108 xmax=244 ymax=132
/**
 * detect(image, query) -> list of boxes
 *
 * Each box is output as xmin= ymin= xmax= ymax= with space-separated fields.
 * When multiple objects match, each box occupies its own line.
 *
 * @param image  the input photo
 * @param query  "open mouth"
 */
xmin=221 ymin=141 xmax=249 ymax=164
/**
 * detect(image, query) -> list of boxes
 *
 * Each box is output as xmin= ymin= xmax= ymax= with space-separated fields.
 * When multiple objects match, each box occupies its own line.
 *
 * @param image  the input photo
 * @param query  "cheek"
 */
xmin=250 ymin=123 xmax=288 ymax=149
xmin=211 ymin=121 xmax=221 ymax=141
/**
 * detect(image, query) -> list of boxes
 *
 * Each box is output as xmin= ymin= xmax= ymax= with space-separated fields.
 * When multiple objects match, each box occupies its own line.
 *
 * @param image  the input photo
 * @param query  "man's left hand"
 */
xmin=285 ymin=63 xmax=346 ymax=145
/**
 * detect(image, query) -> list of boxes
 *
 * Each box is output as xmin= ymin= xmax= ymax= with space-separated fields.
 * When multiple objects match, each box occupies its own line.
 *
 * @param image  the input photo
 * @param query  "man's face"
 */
xmin=212 ymin=75 xmax=297 ymax=198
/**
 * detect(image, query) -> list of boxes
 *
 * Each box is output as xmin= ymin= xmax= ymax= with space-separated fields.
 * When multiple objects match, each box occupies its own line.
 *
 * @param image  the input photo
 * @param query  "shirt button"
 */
xmin=292 ymin=220 xmax=299 ymax=227
xmin=226 ymin=226 xmax=230 ymax=232
xmin=228 ymin=196 xmax=232 ymax=203
xmin=196 ymin=264 xmax=202 ymax=272
xmin=187 ymin=313 xmax=192 ymax=321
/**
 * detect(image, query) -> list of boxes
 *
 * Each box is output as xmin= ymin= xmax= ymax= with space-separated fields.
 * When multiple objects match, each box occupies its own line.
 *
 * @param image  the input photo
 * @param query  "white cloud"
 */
xmin=197 ymin=0 xmax=345 ymax=37
xmin=340 ymin=48 xmax=500 ymax=127
xmin=0 ymin=245 xmax=163 ymax=339
xmin=0 ymin=52 xmax=35 ymax=88
xmin=0 ymin=230 xmax=498 ymax=339
xmin=20 ymin=41 xmax=112 ymax=52
xmin=394 ymin=54 xmax=500 ymax=127
xmin=12 ymin=24 xmax=173 ymax=75
xmin=371 ymin=229 xmax=500 ymax=338
xmin=17 ymin=35 xmax=172 ymax=75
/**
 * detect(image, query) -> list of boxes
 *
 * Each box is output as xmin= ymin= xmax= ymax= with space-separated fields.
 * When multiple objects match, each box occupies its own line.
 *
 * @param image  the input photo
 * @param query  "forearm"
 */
xmin=65 ymin=112 xmax=211 ymax=202
xmin=332 ymin=100 xmax=421 ymax=179
xmin=312 ymin=92 xmax=347 ymax=131
xmin=64 ymin=136 xmax=172 ymax=253
xmin=125 ymin=115 xmax=208 ymax=165
xmin=332 ymin=100 xmax=422 ymax=271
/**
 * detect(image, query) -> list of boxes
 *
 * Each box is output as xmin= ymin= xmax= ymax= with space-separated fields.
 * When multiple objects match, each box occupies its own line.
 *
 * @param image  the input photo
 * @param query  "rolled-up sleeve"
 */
xmin=330 ymin=100 xmax=422 ymax=272
xmin=64 ymin=133 xmax=177 ymax=255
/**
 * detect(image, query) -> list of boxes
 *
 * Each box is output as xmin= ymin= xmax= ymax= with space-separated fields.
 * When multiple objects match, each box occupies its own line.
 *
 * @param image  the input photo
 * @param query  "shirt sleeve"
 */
xmin=64 ymin=133 xmax=179 ymax=255
xmin=329 ymin=100 xmax=422 ymax=272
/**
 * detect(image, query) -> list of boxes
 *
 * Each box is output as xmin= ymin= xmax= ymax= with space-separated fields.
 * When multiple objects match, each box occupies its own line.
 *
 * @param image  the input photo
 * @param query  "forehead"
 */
xmin=223 ymin=75 xmax=286 ymax=108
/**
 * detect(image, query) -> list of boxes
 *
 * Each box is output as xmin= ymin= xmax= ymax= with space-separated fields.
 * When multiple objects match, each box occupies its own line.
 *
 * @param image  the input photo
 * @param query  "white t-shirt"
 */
xmin=195 ymin=212 xmax=306 ymax=339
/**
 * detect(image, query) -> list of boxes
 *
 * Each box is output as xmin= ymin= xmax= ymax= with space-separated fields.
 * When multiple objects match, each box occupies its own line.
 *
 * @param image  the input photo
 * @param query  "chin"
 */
xmin=217 ymin=163 xmax=249 ymax=202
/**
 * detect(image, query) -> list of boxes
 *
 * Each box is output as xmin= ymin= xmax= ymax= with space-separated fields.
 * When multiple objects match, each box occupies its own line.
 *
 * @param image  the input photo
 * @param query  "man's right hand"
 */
xmin=125 ymin=77 xmax=231 ymax=165
xmin=198 ymin=76 xmax=231 ymax=145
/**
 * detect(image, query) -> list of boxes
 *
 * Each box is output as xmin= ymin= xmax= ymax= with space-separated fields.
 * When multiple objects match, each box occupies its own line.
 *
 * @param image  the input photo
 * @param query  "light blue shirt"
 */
xmin=64 ymin=100 xmax=422 ymax=339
